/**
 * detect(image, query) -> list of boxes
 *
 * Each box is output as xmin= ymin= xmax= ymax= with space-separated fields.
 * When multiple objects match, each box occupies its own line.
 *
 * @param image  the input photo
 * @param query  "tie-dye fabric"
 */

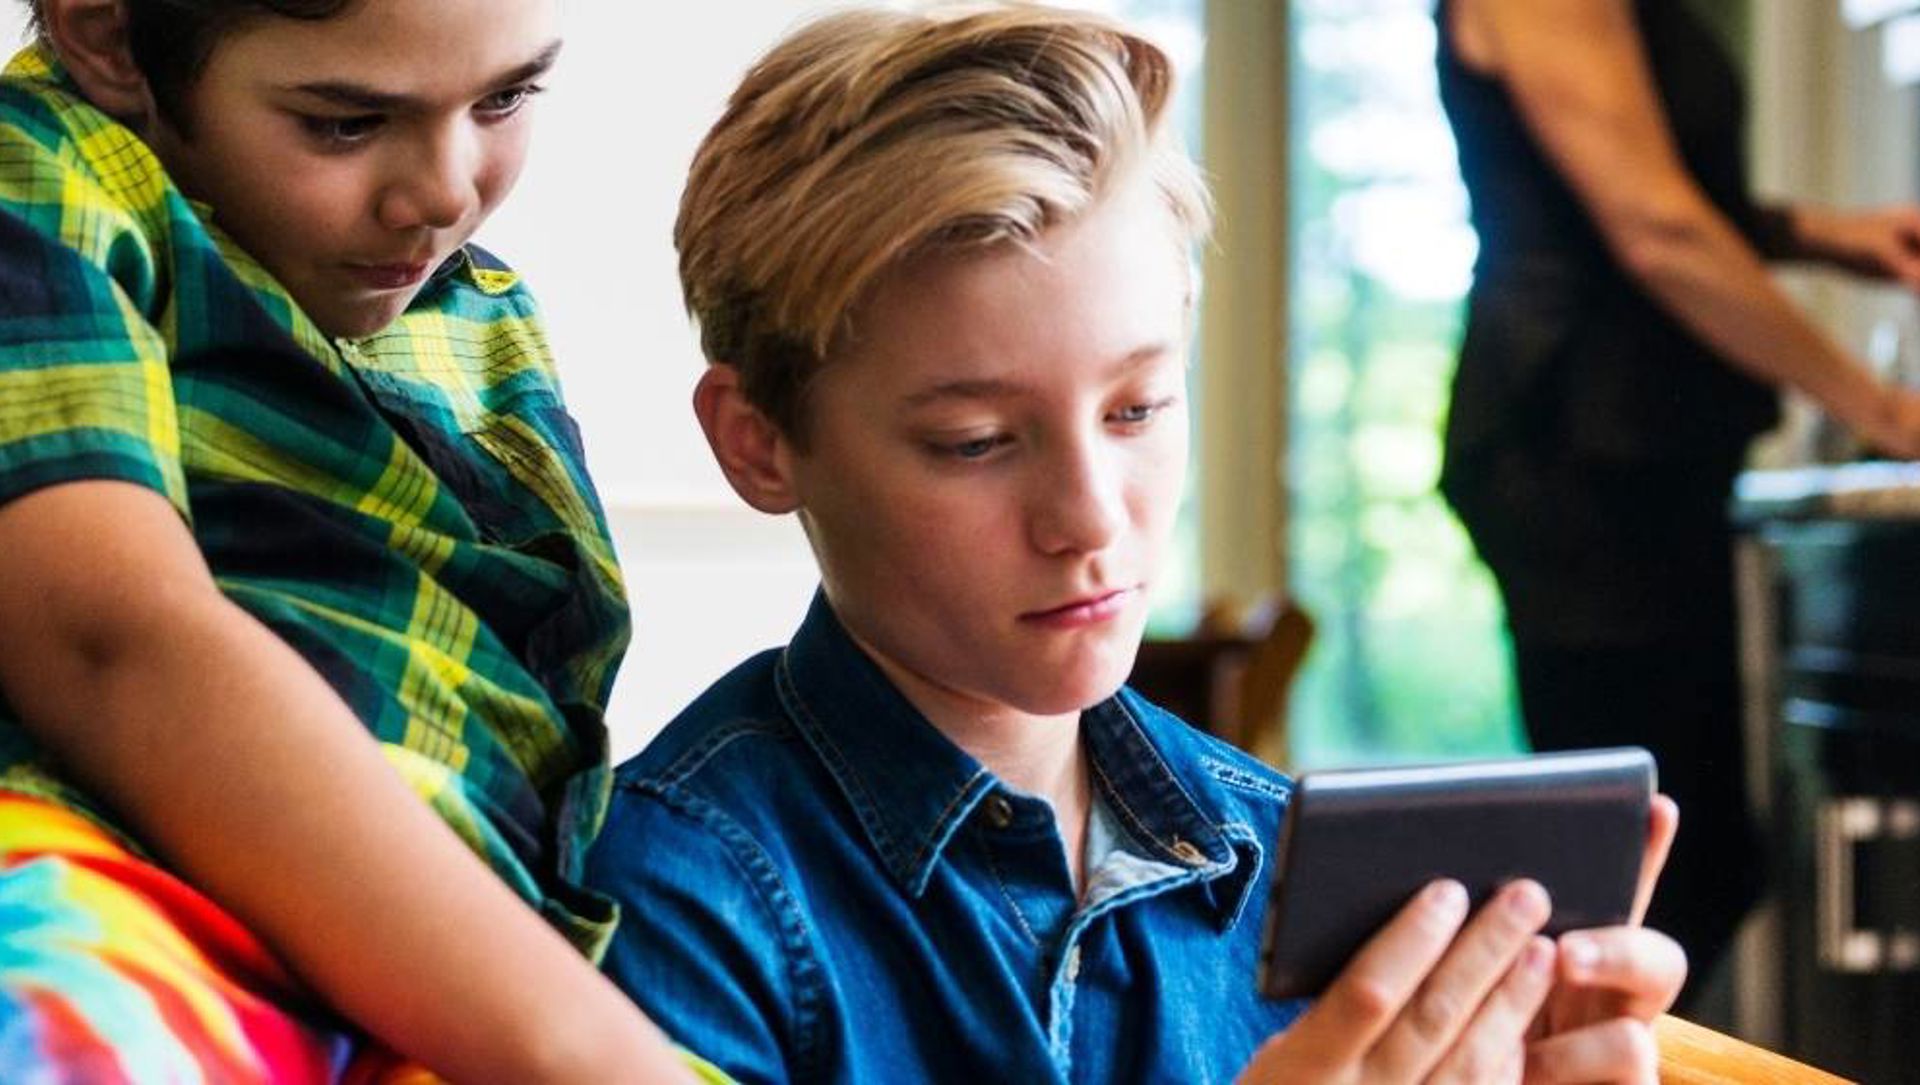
xmin=0 ymin=794 xmax=738 ymax=1082
xmin=0 ymin=793 xmax=439 ymax=1084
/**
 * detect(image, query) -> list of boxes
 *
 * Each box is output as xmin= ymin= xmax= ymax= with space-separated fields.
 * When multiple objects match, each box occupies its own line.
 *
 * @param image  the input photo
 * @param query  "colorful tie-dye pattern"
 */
xmin=0 ymin=793 xmax=433 ymax=1084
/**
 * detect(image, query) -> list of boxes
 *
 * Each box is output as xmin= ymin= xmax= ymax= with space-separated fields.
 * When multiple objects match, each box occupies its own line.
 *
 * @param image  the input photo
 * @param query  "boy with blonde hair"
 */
xmin=589 ymin=5 xmax=1685 ymax=1082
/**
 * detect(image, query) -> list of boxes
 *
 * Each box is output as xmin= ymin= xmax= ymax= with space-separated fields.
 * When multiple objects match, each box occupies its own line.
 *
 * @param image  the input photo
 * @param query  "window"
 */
xmin=1286 ymin=0 xmax=1522 ymax=766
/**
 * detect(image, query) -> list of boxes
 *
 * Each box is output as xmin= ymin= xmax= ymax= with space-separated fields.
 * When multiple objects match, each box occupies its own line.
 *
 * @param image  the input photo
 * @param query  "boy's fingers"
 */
xmin=1523 ymin=1017 xmax=1658 ymax=1084
xmin=1557 ymin=927 xmax=1687 ymax=1022
xmin=1280 ymin=879 xmax=1469 ymax=1067
xmin=1630 ymin=795 xmax=1678 ymax=925
xmin=1365 ymin=880 xmax=1551 ymax=1080
xmin=1425 ymin=935 xmax=1555 ymax=1085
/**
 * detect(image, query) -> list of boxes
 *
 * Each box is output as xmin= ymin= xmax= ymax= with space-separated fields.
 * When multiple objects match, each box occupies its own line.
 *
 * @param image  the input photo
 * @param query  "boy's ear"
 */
xmin=692 ymin=364 xmax=803 ymax=515
xmin=39 ymin=0 xmax=156 ymax=124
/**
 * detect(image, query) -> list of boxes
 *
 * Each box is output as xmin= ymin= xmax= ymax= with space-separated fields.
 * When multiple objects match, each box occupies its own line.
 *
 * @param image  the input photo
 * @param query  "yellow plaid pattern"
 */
xmin=0 ymin=44 xmax=631 ymax=959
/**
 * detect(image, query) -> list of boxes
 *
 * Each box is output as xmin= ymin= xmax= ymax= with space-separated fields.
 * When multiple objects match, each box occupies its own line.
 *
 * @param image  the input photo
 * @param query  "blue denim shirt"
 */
xmin=588 ymin=595 xmax=1308 ymax=1083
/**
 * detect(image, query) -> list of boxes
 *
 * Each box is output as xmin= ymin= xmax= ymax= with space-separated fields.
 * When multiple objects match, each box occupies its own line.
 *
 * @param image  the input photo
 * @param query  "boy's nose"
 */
xmin=1030 ymin=446 xmax=1126 ymax=556
xmin=378 ymin=134 xmax=481 ymax=232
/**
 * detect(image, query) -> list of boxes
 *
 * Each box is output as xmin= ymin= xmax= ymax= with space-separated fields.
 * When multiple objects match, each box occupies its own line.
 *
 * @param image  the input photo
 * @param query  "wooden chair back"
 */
xmin=1656 ymin=1015 xmax=1854 ymax=1084
xmin=1128 ymin=596 xmax=1313 ymax=765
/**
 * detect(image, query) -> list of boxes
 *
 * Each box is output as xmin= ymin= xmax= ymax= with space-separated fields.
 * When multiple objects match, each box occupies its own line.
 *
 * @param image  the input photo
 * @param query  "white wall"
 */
xmin=480 ymin=5 xmax=831 ymax=758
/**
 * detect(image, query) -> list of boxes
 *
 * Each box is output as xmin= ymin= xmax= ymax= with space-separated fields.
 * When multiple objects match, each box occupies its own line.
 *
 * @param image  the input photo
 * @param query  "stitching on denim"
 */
xmin=1088 ymin=754 xmax=1178 ymax=858
xmin=1101 ymin=696 xmax=1229 ymax=856
xmin=775 ymin=649 xmax=903 ymax=871
xmin=1066 ymin=869 xmax=1207 ymax=933
xmin=775 ymin=646 xmax=988 ymax=892
xmin=1209 ymin=821 xmax=1268 ymax=931
xmin=1219 ymin=821 xmax=1262 ymax=845
xmin=906 ymin=769 xmax=992 ymax=884
xmin=641 ymin=782 xmax=832 ymax=1077
xmin=1199 ymin=756 xmax=1291 ymax=802
xmin=976 ymin=824 xmax=1041 ymax=946
xmin=643 ymin=718 xmax=791 ymax=792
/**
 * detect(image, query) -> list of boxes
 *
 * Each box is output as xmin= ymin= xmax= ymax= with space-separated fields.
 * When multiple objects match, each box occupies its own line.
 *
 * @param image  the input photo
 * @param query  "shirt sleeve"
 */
xmin=0 ymin=201 xmax=186 ymax=516
xmin=586 ymin=784 xmax=811 ymax=1085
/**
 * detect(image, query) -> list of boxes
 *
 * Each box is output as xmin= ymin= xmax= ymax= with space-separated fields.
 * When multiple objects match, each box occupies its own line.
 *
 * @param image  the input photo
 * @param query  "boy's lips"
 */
xmin=345 ymin=259 xmax=434 ymax=290
xmin=1020 ymin=588 xmax=1134 ymax=628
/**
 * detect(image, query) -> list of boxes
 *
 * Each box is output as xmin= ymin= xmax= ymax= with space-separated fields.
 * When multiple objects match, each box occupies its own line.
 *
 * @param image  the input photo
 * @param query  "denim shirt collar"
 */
xmin=775 ymin=592 xmax=1264 ymax=929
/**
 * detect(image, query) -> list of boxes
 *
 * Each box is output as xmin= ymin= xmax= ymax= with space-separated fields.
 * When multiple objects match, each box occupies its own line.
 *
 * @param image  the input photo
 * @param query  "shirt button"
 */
xmin=984 ymin=793 xmax=1015 ymax=829
xmin=1170 ymin=839 xmax=1206 ymax=866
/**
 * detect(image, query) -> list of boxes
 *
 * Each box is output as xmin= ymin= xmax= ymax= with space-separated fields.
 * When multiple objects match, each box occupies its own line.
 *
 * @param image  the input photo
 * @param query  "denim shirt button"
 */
xmin=984 ymin=793 xmax=1015 ymax=829
xmin=1169 ymin=839 xmax=1206 ymax=866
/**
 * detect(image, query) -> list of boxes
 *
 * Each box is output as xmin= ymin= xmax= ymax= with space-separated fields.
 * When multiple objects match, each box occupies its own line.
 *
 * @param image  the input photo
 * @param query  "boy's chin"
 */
xmin=307 ymin=295 xmax=415 ymax=341
xmin=1011 ymin=670 xmax=1132 ymax=719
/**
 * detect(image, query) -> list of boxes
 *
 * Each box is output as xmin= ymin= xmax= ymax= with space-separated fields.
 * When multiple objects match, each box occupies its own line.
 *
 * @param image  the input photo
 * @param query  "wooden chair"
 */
xmin=1656 ymin=1015 xmax=1853 ymax=1083
xmin=1128 ymin=595 xmax=1313 ymax=766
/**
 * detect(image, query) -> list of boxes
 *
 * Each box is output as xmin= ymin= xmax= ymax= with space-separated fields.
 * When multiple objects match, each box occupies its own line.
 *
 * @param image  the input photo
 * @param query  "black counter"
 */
xmin=1735 ymin=466 xmax=1920 ymax=1080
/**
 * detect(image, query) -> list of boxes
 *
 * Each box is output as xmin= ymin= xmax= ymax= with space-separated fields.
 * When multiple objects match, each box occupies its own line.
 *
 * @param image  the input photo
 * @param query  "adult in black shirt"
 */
xmin=1436 ymin=0 xmax=1920 ymax=1008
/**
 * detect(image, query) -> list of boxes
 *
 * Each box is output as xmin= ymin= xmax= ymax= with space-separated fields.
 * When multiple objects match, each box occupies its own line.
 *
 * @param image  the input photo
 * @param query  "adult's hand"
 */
xmin=1839 ymin=382 xmax=1920 ymax=461
xmin=1237 ymin=879 xmax=1555 ymax=1084
xmin=1790 ymin=203 xmax=1920 ymax=292
xmin=1457 ymin=0 xmax=1920 ymax=450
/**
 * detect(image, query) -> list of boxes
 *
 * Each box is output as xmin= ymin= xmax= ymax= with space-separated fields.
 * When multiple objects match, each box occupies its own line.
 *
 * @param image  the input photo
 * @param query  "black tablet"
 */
xmin=1257 ymin=747 xmax=1654 ymax=1001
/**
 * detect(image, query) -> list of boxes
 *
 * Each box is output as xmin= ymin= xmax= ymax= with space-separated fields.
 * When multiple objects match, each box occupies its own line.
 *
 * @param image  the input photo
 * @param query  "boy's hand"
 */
xmin=1519 ymin=923 xmax=1682 ymax=1083
xmin=1523 ymin=794 xmax=1686 ymax=1084
xmin=1237 ymin=879 xmax=1556 ymax=1084
xmin=1239 ymin=795 xmax=1686 ymax=1084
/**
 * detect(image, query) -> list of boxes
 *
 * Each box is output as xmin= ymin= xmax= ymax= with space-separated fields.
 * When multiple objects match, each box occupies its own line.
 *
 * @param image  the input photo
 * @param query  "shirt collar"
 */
xmin=6 ymin=42 xmax=62 ymax=85
xmin=1084 ymin=691 xmax=1267 ymax=930
xmin=777 ymin=591 xmax=1265 ymax=928
xmin=445 ymin=244 xmax=522 ymax=295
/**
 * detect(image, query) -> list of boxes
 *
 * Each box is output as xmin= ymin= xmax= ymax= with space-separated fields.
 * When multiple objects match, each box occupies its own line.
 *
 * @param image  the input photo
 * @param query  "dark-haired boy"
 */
xmin=0 ymin=1 xmax=714 ymax=1080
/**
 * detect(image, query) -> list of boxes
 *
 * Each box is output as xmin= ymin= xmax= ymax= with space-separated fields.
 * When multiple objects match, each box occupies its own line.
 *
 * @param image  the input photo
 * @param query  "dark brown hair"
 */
xmin=24 ymin=0 xmax=356 ymax=130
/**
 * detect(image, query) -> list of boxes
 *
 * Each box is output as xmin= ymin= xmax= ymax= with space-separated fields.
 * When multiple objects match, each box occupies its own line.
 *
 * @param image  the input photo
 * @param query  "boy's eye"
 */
xmin=1112 ymin=397 xmax=1178 ymax=426
xmin=934 ymin=434 xmax=1010 ymax=461
xmin=477 ymin=84 xmax=546 ymax=119
xmin=298 ymin=113 xmax=384 ymax=147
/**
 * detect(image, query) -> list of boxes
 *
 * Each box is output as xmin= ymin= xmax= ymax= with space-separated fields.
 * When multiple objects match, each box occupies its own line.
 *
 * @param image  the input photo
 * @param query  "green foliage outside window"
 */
xmin=1286 ymin=0 xmax=1523 ymax=767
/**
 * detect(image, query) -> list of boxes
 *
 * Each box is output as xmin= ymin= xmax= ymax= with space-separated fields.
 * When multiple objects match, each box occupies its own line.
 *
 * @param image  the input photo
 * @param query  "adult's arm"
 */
xmin=0 ymin=480 xmax=699 ymax=1085
xmin=1459 ymin=0 xmax=1920 ymax=457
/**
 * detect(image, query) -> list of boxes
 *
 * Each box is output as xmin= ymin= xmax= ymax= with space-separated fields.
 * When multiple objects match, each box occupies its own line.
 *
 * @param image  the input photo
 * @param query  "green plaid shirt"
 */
xmin=0 ymin=45 xmax=632 ymax=957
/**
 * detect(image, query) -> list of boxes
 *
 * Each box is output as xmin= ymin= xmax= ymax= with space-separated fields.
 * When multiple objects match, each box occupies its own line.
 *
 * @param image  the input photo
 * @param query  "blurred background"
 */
xmin=5 ymin=2 xmax=1904 ymax=770
xmin=7 ymin=2 xmax=1915 ymax=1068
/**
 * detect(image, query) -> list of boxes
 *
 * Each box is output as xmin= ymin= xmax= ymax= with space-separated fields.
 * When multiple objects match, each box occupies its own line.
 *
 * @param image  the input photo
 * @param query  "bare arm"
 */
xmin=1776 ymin=202 xmax=1920 ymax=291
xmin=1459 ymin=0 xmax=1920 ymax=456
xmin=0 ymin=481 xmax=697 ymax=1085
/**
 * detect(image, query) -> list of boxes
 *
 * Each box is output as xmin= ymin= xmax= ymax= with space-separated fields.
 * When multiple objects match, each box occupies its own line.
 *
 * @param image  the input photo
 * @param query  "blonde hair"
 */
xmin=676 ymin=2 xmax=1212 ymax=441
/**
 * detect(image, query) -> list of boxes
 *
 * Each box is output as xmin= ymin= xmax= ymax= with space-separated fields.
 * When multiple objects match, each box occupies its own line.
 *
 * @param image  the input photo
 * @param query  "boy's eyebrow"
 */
xmin=282 ymin=41 xmax=564 ymax=111
xmin=901 ymin=343 xmax=1176 ymax=407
